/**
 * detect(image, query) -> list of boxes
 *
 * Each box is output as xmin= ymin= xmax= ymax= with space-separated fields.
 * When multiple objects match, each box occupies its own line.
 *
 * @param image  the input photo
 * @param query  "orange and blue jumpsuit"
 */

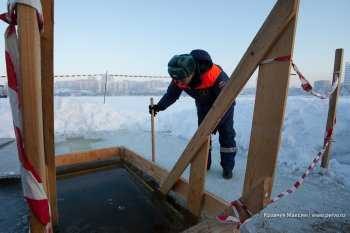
xmin=157 ymin=64 xmax=237 ymax=170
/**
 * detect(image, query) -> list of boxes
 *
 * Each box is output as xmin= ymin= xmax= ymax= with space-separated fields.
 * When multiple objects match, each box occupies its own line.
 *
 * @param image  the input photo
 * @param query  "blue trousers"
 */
xmin=197 ymin=104 xmax=237 ymax=170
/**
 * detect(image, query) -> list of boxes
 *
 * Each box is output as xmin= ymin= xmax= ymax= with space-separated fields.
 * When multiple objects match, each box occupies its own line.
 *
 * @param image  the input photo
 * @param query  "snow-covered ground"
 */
xmin=1 ymin=95 xmax=350 ymax=232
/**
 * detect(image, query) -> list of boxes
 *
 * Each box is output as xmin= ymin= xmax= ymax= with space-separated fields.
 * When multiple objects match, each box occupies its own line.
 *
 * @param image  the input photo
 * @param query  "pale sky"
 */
xmin=0 ymin=0 xmax=349 ymax=87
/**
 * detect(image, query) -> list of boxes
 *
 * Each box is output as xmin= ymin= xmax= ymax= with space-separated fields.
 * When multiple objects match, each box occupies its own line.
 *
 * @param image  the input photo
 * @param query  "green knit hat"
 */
xmin=168 ymin=54 xmax=196 ymax=80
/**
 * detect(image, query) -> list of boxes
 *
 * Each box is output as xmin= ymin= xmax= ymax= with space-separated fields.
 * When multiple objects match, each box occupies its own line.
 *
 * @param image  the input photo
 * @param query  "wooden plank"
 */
xmin=122 ymin=147 xmax=229 ymax=217
xmin=321 ymin=49 xmax=344 ymax=168
xmin=57 ymin=159 xmax=121 ymax=177
xmin=55 ymin=147 xmax=121 ymax=167
xmin=40 ymin=0 xmax=57 ymax=225
xmin=187 ymin=137 xmax=210 ymax=217
xmin=17 ymin=4 xmax=47 ymax=233
xmin=160 ymin=0 xmax=299 ymax=195
xmin=181 ymin=219 xmax=239 ymax=233
xmin=150 ymin=97 xmax=156 ymax=162
xmin=242 ymin=14 xmax=299 ymax=214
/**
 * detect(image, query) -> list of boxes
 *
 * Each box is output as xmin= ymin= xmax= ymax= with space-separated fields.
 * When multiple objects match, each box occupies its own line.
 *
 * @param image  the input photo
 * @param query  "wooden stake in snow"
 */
xmin=103 ymin=71 xmax=108 ymax=104
xmin=150 ymin=98 xmax=156 ymax=162
xmin=321 ymin=48 xmax=344 ymax=168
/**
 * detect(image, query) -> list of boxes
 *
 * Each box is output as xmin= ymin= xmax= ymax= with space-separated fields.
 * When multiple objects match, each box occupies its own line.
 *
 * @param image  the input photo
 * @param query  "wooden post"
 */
xmin=321 ymin=49 xmax=344 ymax=168
xmin=187 ymin=137 xmax=210 ymax=217
xmin=160 ymin=0 xmax=299 ymax=195
xmin=40 ymin=0 xmax=58 ymax=226
xmin=150 ymin=97 xmax=156 ymax=162
xmin=241 ymin=8 xmax=299 ymax=214
xmin=17 ymin=4 xmax=48 ymax=232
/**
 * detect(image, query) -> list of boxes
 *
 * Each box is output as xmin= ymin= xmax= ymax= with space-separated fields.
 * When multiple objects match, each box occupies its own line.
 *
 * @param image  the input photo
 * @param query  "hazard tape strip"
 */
xmin=269 ymin=130 xmax=333 ymax=204
xmin=1 ymin=1 xmax=52 ymax=232
xmin=261 ymin=55 xmax=340 ymax=99
xmin=217 ymin=127 xmax=334 ymax=229
xmin=217 ymin=199 xmax=253 ymax=229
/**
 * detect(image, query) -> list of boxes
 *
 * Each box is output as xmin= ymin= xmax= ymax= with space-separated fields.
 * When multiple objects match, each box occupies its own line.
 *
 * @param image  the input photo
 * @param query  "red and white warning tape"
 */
xmin=1 ymin=1 xmax=51 ymax=232
xmin=217 ymin=55 xmax=339 ymax=229
xmin=259 ymin=55 xmax=292 ymax=64
xmin=217 ymin=127 xmax=334 ymax=229
xmin=261 ymin=55 xmax=340 ymax=99
xmin=269 ymin=128 xmax=333 ymax=204
xmin=217 ymin=199 xmax=253 ymax=228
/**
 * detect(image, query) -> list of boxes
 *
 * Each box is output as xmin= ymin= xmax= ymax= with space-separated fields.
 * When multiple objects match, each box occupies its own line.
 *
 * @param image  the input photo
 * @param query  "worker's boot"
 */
xmin=222 ymin=169 xmax=233 ymax=179
xmin=207 ymin=149 xmax=212 ymax=170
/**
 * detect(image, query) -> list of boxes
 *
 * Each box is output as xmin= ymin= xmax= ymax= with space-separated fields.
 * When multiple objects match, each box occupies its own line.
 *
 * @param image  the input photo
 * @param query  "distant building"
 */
xmin=314 ymin=80 xmax=331 ymax=93
xmin=54 ymin=76 xmax=170 ymax=96
xmin=0 ymin=84 xmax=7 ymax=98
xmin=344 ymin=62 xmax=350 ymax=84
xmin=343 ymin=62 xmax=350 ymax=93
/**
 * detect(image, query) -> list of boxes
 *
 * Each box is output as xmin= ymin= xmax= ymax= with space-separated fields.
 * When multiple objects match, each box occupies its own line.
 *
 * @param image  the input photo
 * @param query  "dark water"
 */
xmin=0 ymin=178 xmax=28 ymax=233
xmin=0 ymin=165 xmax=191 ymax=233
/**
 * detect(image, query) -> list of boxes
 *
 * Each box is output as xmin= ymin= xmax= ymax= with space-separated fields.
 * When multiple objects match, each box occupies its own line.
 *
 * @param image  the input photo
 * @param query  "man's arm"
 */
xmin=157 ymin=81 xmax=183 ymax=111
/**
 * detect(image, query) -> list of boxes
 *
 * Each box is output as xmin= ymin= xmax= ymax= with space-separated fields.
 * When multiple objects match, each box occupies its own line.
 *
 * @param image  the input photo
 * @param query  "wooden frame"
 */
xmin=160 ymin=0 xmax=300 ymax=195
xmin=121 ymin=147 xmax=228 ymax=218
xmin=13 ymin=0 xmax=308 ymax=232
xmin=55 ymin=147 xmax=229 ymax=218
xmin=55 ymin=147 xmax=122 ymax=167
xmin=54 ymin=147 xmax=238 ymax=232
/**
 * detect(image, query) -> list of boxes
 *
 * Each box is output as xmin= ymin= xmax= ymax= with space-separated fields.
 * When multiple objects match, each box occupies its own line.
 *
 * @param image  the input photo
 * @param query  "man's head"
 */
xmin=168 ymin=54 xmax=196 ymax=85
xmin=190 ymin=49 xmax=213 ymax=73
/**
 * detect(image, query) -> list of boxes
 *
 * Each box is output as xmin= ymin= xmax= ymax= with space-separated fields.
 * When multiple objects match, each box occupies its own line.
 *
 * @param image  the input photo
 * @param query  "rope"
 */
xmin=0 ymin=73 xmax=170 ymax=79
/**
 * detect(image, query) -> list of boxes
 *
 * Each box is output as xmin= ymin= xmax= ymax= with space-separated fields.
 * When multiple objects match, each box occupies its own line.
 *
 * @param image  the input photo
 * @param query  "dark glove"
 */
xmin=149 ymin=104 xmax=160 ymax=116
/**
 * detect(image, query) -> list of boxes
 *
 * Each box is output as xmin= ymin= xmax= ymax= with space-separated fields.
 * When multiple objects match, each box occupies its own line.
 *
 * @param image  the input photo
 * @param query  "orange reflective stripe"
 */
xmin=173 ymin=64 xmax=222 ymax=90
xmin=195 ymin=64 xmax=221 ymax=90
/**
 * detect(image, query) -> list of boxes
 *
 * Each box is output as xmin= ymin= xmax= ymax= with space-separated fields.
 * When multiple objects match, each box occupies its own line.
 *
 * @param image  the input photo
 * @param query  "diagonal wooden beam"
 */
xmin=160 ymin=0 xmax=299 ymax=194
xmin=242 ymin=11 xmax=299 ymax=213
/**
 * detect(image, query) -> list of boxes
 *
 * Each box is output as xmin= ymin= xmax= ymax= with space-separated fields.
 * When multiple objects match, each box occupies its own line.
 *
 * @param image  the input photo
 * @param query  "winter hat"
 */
xmin=190 ymin=49 xmax=213 ymax=73
xmin=168 ymin=54 xmax=196 ymax=80
xmin=190 ymin=49 xmax=212 ymax=63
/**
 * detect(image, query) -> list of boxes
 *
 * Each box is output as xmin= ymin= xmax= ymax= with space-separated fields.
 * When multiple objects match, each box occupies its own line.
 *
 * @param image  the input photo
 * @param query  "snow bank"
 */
xmin=1 ymin=96 xmax=350 ymax=186
xmin=0 ymin=99 xmax=14 ymax=138
xmin=54 ymin=97 xmax=146 ymax=138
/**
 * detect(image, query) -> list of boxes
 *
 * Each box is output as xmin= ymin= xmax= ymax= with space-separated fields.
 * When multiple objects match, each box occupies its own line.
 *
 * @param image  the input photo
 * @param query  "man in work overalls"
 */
xmin=149 ymin=49 xmax=236 ymax=179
